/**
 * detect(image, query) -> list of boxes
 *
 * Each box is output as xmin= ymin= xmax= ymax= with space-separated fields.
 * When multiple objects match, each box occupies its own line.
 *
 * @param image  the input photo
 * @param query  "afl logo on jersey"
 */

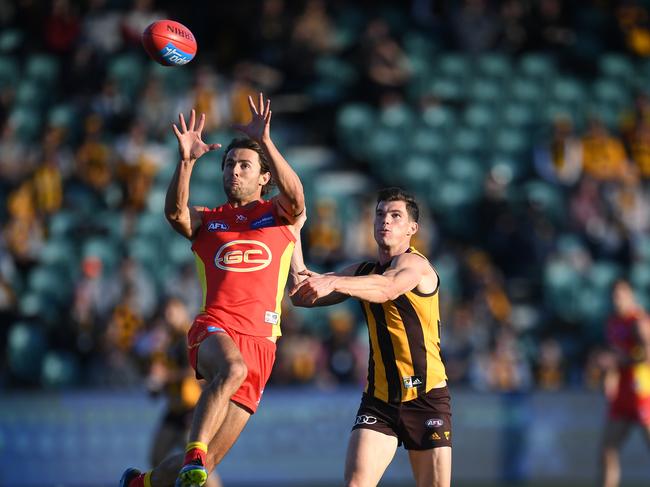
xmin=214 ymin=240 xmax=272 ymax=272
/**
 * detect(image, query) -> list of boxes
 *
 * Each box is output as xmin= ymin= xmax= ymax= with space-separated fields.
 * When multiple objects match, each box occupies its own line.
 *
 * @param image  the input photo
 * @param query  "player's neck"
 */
xmin=377 ymin=241 xmax=410 ymax=265
xmin=227 ymin=197 xmax=261 ymax=209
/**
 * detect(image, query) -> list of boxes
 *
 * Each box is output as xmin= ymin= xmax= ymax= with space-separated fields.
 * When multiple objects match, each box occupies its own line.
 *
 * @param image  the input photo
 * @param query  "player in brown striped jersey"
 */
xmin=290 ymin=187 xmax=451 ymax=487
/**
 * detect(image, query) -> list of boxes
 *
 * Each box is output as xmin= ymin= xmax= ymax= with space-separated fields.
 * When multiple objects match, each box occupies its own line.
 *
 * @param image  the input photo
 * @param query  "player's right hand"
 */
xmin=172 ymin=109 xmax=221 ymax=162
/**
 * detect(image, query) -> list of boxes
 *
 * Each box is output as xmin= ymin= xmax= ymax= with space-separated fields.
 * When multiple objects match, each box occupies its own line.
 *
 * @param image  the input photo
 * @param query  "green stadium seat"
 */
xmin=15 ymin=81 xmax=46 ymax=108
xmin=449 ymin=127 xmax=484 ymax=155
xmin=518 ymin=53 xmax=556 ymax=83
xmin=25 ymin=54 xmax=59 ymax=85
xmin=378 ymin=104 xmax=415 ymax=132
xmin=40 ymin=239 xmax=78 ymax=281
xmin=82 ymin=238 xmax=120 ymax=272
xmin=47 ymin=104 xmax=76 ymax=130
xmin=446 ymin=154 xmax=484 ymax=194
xmin=0 ymin=28 xmax=23 ymax=53
xmin=150 ymin=62 xmax=192 ymax=93
xmin=401 ymin=155 xmax=441 ymax=194
xmin=8 ymin=322 xmax=47 ymax=382
xmin=464 ymin=103 xmax=493 ymax=133
xmin=592 ymin=78 xmax=630 ymax=109
xmin=420 ymin=105 xmax=457 ymax=133
xmin=336 ymin=103 xmax=376 ymax=157
xmin=551 ymin=77 xmax=587 ymax=107
xmin=410 ymin=127 xmax=447 ymax=157
xmin=427 ymin=78 xmax=463 ymax=102
xmin=598 ymin=53 xmax=636 ymax=84
xmin=27 ymin=265 xmax=72 ymax=305
xmin=0 ymin=55 xmax=19 ymax=88
xmin=135 ymin=211 xmax=168 ymax=238
xmin=468 ymin=79 xmax=502 ymax=104
xmin=436 ymin=53 xmax=471 ymax=80
xmin=587 ymin=261 xmax=622 ymax=291
xmin=492 ymin=127 xmax=529 ymax=157
xmin=509 ymin=76 xmax=545 ymax=107
xmin=476 ymin=54 xmax=512 ymax=81
xmin=631 ymin=263 xmax=650 ymax=291
xmin=8 ymin=107 xmax=42 ymax=142
xmin=315 ymin=56 xmax=358 ymax=87
xmin=49 ymin=210 xmax=80 ymax=237
xmin=108 ymin=53 xmax=145 ymax=98
xmin=500 ymin=102 xmax=535 ymax=128
xmin=524 ymin=181 xmax=565 ymax=224
xmin=365 ymin=127 xmax=402 ymax=165
xmin=41 ymin=351 xmax=80 ymax=388
xmin=543 ymin=260 xmax=582 ymax=320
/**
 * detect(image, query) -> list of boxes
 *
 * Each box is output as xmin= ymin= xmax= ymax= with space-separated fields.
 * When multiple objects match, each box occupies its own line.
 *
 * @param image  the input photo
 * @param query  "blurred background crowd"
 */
xmin=2 ymin=0 xmax=650 ymax=398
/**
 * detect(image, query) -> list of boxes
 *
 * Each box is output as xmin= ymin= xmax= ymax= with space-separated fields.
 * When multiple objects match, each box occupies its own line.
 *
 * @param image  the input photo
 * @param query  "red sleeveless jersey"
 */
xmin=190 ymin=199 xmax=295 ymax=337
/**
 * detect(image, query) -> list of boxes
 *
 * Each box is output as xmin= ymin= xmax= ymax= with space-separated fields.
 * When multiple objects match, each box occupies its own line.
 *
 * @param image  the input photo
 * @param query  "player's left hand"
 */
xmin=289 ymin=273 xmax=336 ymax=304
xmin=232 ymin=93 xmax=271 ymax=143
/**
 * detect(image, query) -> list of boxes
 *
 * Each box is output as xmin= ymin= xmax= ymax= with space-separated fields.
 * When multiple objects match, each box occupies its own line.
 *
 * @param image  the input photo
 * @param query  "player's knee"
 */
xmin=225 ymin=359 xmax=248 ymax=388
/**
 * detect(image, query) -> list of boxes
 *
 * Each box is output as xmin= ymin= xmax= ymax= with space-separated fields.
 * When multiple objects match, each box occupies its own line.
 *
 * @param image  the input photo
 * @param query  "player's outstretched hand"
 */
xmin=232 ymin=93 xmax=271 ymax=143
xmin=172 ymin=109 xmax=221 ymax=162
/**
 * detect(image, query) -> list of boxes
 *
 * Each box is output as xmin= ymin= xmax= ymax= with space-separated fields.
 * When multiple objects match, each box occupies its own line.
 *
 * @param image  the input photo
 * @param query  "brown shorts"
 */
xmin=351 ymin=386 xmax=452 ymax=450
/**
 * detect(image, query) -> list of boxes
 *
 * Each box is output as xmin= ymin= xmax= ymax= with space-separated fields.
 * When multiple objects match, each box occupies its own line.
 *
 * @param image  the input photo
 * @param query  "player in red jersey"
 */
xmin=120 ymin=93 xmax=305 ymax=487
xmin=600 ymin=279 xmax=650 ymax=487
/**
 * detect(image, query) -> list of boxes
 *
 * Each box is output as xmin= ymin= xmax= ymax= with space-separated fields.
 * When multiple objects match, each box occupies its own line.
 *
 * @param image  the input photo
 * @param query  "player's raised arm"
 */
xmin=233 ymin=93 xmax=305 ymax=223
xmin=164 ymin=109 xmax=221 ymax=239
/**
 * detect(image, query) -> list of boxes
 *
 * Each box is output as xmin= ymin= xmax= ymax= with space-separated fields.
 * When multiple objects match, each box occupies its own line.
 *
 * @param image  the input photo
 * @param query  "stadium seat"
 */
xmin=401 ymin=155 xmax=442 ymax=195
xmin=463 ymin=103 xmax=494 ymax=134
xmin=598 ymin=53 xmax=636 ymax=85
xmin=378 ymin=103 xmax=416 ymax=133
xmin=27 ymin=265 xmax=72 ymax=305
xmin=518 ymin=53 xmax=556 ymax=84
xmin=8 ymin=322 xmax=47 ymax=382
xmin=550 ymin=76 xmax=587 ymax=109
xmin=491 ymin=127 xmax=529 ymax=157
xmin=508 ymin=76 xmax=545 ymax=108
xmin=476 ymin=53 xmax=513 ymax=82
xmin=82 ymin=238 xmax=120 ymax=272
xmin=420 ymin=105 xmax=457 ymax=134
xmin=41 ymin=351 xmax=80 ymax=388
xmin=410 ymin=127 xmax=447 ymax=157
xmin=592 ymin=78 xmax=630 ymax=110
xmin=524 ymin=181 xmax=566 ymax=224
xmin=449 ymin=127 xmax=484 ymax=156
xmin=134 ymin=211 xmax=168 ymax=238
xmin=0 ymin=55 xmax=19 ymax=88
xmin=436 ymin=53 xmax=471 ymax=81
xmin=108 ymin=53 xmax=145 ymax=98
xmin=587 ymin=261 xmax=622 ymax=291
xmin=0 ymin=28 xmax=22 ymax=53
xmin=468 ymin=79 xmax=502 ymax=105
xmin=336 ymin=103 xmax=376 ymax=156
xmin=499 ymin=102 xmax=535 ymax=129
xmin=39 ymin=239 xmax=78 ymax=281
xmin=25 ymin=54 xmax=60 ymax=86
xmin=9 ymin=107 xmax=42 ymax=141
xmin=427 ymin=78 xmax=464 ymax=102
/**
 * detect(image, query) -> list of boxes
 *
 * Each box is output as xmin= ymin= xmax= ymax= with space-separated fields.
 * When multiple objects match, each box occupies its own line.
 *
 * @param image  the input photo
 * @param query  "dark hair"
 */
xmin=376 ymin=187 xmax=419 ymax=222
xmin=221 ymin=138 xmax=275 ymax=196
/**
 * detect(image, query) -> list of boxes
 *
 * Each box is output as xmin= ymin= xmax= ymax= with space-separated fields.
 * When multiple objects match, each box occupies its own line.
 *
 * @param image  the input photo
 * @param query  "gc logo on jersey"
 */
xmin=215 ymin=240 xmax=272 ymax=272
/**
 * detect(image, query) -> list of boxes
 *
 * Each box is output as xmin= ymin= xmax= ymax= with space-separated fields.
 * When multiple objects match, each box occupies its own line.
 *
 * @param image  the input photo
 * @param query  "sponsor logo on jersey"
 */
xmin=214 ymin=240 xmax=272 ymax=272
xmin=431 ymin=432 xmax=441 ymax=440
xmin=444 ymin=431 xmax=450 ymax=440
xmin=235 ymin=214 xmax=248 ymax=223
xmin=354 ymin=415 xmax=378 ymax=425
xmin=403 ymin=375 xmax=423 ymax=389
xmin=425 ymin=418 xmax=444 ymax=428
xmin=207 ymin=220 xmax=229 ymax=231
xmin=265 ymin=311 xmax=279 ymax=324
xmin=251 ymin=213 xmax=276 ymax=229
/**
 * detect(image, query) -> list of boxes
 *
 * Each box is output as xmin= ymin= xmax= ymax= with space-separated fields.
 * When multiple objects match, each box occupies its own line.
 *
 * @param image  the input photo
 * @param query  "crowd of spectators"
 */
xmin=2 ymin=0 xmax=650 ymax=395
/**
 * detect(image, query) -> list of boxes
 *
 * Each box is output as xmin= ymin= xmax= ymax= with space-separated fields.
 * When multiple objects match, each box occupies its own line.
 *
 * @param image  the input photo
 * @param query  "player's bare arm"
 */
xmin=291 ymin=252 xmax=437 ymax=306
xmin=233 ymin=93 xmax=305 ymax=229
xmin=288 ymin=222 xmax=356 ymax=307
xmin=165 ymin=109 xmax=221 ymax=239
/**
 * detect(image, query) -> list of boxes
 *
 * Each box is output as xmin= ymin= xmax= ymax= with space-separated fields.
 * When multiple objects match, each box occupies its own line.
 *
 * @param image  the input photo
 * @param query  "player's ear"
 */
xmin=259 ymin=171 xmax=271 ymax=187
xmin=407 ymin=221 xmax=418 ymax=237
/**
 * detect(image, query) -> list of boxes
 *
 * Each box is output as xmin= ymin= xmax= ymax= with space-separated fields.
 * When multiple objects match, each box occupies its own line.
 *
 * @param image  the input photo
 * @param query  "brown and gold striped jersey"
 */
xmin=355 ymin=247 xmax=446 ymax=403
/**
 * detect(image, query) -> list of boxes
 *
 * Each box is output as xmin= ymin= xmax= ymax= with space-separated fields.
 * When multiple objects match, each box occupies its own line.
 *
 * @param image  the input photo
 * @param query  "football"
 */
xmin=142 ymin=19 xmax=197 ymax=66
